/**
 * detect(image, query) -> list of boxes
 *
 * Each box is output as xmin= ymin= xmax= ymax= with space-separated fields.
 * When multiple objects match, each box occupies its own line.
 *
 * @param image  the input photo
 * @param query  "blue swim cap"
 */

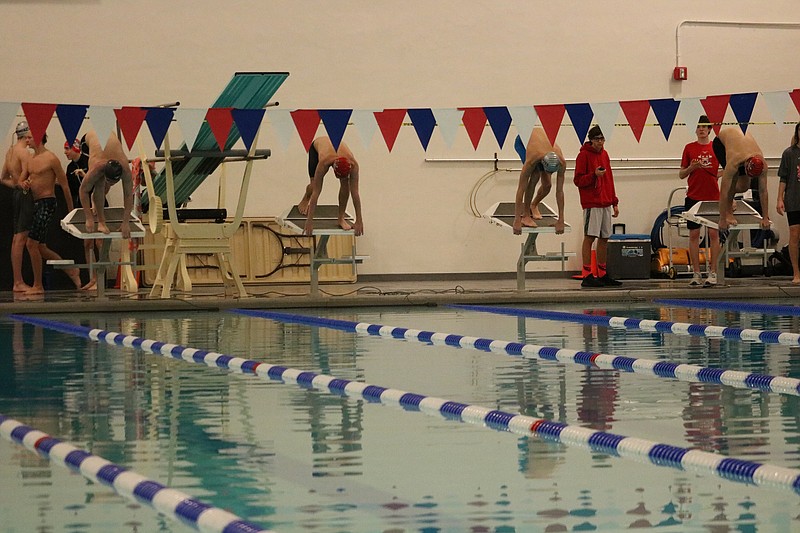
xmin=542 ymin=152 xmax=561 ymax=173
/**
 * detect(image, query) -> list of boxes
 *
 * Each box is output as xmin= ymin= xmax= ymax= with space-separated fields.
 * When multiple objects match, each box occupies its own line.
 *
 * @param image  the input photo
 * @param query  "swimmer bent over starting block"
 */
xmin=513 ymin=128 xmax=567 ymax=235
xmin=298 ymin=136 xmax=364 ymax=236
xmin=79 ymin=131 xmax=134 ymax=239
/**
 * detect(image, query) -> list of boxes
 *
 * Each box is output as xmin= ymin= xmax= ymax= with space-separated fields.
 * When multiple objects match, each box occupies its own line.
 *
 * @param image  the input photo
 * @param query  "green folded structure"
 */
xmin=142 ymin=71 xmax=289 ymax=210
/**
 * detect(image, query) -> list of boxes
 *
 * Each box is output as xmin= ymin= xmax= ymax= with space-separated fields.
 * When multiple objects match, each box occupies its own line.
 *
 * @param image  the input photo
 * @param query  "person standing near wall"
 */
xmin=574 ymin=125 xmax=621 ymax=288
xmin=0 ymin=122 xmax=34 ymax=292
xmin=298 ymin=136 xmax=363 ymax=237
xmin=679 ymin=115 xmax=721 ymax=287
xmin=512 ymin=128 xmax=566 ymax=235
xmin=712 ymin=127 xmax=770 ymax=232
xmin=776 ymin=122 xmax=800 ymax=284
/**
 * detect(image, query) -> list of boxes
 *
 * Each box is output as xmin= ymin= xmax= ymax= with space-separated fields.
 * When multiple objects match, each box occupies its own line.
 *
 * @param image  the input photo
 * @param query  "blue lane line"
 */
xmin=229 ymin=309 xmax=800 ymax=398
xmin=10 ymin=313 xmax=800 ymax=496
xmin=655 ymin=298 xmax=800 ymax=316
xmin=446 ymin=304 xmax=800 ymax=346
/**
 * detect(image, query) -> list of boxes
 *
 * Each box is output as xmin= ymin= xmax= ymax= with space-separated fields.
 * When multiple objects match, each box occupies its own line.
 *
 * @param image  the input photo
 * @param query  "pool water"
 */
xmin=1 ymin=302 xmax=799 ymax=532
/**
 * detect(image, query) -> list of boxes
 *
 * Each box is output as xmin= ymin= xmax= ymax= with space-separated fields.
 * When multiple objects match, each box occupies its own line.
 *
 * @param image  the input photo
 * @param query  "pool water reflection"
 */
xmin=1 ymin=302 xmax=799 ymax=531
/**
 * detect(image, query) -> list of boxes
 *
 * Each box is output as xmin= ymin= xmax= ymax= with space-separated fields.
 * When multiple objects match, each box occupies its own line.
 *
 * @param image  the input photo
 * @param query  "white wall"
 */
xmin=2 ymin=1 xmax=799 ymax=275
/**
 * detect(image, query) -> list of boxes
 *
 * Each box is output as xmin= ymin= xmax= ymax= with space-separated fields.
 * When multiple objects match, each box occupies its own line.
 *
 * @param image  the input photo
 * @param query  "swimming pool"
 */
xmin=1 ymin=301 xmax=799 ymax=531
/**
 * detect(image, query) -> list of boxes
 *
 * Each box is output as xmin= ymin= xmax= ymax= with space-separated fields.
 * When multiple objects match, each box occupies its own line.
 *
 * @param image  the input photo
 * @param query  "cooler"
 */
xmin=607 ymin=234 xmax=651 ymax=279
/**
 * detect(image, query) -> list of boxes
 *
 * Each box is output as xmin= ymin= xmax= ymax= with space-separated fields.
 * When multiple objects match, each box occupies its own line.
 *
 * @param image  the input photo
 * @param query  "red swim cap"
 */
xmin=64 ymin=139 xmax=81 ymax=153
xmin=745 ymin=156 xmax=764 ymax=177
xmin=333 ymin=157 xmax=352 ymax=178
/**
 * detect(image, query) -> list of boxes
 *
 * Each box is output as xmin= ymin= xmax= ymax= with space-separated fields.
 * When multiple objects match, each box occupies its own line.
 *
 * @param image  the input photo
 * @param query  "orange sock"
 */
xmin=582 ymin=265 xmax=593 ymax=278
xmin=597 ymin=263 xmax=608 ymax=277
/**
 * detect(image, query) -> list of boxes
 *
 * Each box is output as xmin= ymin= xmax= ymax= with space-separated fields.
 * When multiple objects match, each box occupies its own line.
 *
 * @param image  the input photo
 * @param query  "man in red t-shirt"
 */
xmin=679 ymin=115 xmax=720 ymax=287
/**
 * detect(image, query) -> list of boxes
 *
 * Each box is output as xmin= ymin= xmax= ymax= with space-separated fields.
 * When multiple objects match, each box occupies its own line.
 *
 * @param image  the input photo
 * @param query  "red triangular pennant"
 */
xmin=460 ymin=108 xmax=487 ymax=150
xmin=619 ymin=100 xmax=651 ymax=142
xmin=790 ymin=89 xmax=800 ymax=115
xmin=700 ymin=95 xmax=730 ymax=135
xmin=21 ymin=102 xmax=56 ymax=146
xmin=290 ymin=109 xmax=321 ymax=152
xmin=373 ymin=109 xmax=406 ymax=152
xmin=206 ymin=108 xmax=234 ymax=151
xmin=114 ymin=106 xmax=148 ymax=150
xmin=533 ymin=104 xmax=565 ymax=146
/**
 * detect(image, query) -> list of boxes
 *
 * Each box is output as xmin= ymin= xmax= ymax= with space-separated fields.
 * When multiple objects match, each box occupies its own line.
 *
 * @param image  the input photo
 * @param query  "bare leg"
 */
xmin=81 ymin=240 xmax=98 ymax=290
xmin=298 ymin=183 xmax=313 ymax=215
xmin=790 ymin=225 xmax=800 ymax=284
xmin=530 ymin=174 xmax=553 ymax=220
xmin=11 ymin=231 xmax=32 ymax=292
xmin=688 ymin=228 xmax=701 ymax=274
xmin=521 ymin=173 xmax=540 ymax=228
xmin=25 ymin=240 xmax=45 ymax=295
xmin=337 ymin=180 xmax=353 ymax=231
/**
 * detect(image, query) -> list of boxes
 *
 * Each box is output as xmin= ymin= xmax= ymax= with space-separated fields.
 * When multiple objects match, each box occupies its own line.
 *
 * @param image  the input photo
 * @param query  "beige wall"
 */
xmin=1 ymin=1 xmax=799 ymax=275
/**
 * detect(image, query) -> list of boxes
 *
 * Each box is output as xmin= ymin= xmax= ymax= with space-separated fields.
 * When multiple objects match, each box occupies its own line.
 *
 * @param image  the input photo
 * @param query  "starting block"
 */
xmin=277 ymin=205 xmax=367 ymax=296
xmin=680 ymin=199 xmax=773 ymax=284
xmin=57 ymin=207 xmax=146 ymax=298
xmin=484 ymin=201 xmax=574 ymax=290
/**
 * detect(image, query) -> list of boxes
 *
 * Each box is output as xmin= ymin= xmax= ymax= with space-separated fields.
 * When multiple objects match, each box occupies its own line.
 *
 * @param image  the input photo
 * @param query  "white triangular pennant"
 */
xmin=88 ymin=105 xmax=117 ymax=147
xmin=591 ymin=102 xmax=620 ymax=142
xmin=761 ymin=90 xmax=791 ymax=134
xmin=175 ymin=107 xmax=206 ymax=151
xmin=508 ymin=105 xmax=538 ymax=145
xmin=0 ymin=102 xmax=20 ymax=139
xmin=678 ymin=97 xmax=705 ymax=135
xmin=350 ymin=109 xmax=377 ymax=148
xmin=432 ymin=108 xmax=462 ymax=148
xmin=265 ymin=109 xmax=294 ymax=150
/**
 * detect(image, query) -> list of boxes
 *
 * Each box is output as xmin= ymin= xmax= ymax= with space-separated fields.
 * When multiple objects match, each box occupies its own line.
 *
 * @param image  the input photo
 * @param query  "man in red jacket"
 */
xmin=573 ymin=126 xmax=621 ymax=288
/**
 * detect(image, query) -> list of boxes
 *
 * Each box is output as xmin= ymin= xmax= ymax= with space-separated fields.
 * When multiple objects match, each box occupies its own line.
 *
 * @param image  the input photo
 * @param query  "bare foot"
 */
xmin=531 ymin=206 xmax=543 ymax=220
xmin=520 ymin=216 xmax=538 ymax=228
xmin=298 ymin=200 xmax=309 ymax=215
xmin=81 ymin=279 xmax=97 ymax=291
xmin=25 ymin=285 xmax=45 ymax=295
xmin=792 ymin=278 xmax=800 ymax=285
xmin=339 ymin=219 xmax=354 ymax=231
xmin=67 ymin=268 xmax=82 ymax=289
xmin=13 ymin=282 xmax=33 ymax=293
xmin=97 ymin=222 xmax=111 ymax=234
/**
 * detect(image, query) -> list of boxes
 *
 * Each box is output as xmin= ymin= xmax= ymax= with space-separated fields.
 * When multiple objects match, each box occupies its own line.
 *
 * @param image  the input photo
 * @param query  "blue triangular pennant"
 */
xmin=144 ymin=107 xmax=175 ymax=149
xmin=729 ymin=92 xmax=758 ymax=133
xmin=407 ymin=108 xmax=436 ymax=150
xmin=514 ymin=135 xmax=526 ymax=163
xmin=231 ymin=108 xmax=265 ymax=151
xmin=318 ymin=109 xmax=352 ymax=151
xmin=483 ymin=106 xmax=512 ymax=148
xmin=649 ymin=98 xmax=681 ymax=141
xmin=55 ymin=104 xmax=88 ymax=145
xmin=564 ymin=103 xmax=594 ymax=143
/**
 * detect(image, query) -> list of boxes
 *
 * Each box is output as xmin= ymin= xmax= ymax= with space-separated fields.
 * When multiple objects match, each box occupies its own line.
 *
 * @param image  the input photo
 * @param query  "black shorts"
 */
xmin=788 ymin=211 xmax=800 ymax=227
xmin=29 ymin=197 xmax=57 ymax=243
xmin=712 ymin=137 xmax=726 ymax=169
xmin=13 ymin=188 xmax=34 ymax=234
xmin=684 ymin=196 xmax=702 ymax=230
xmin=307 ymin=142 xmax=319 ymax=179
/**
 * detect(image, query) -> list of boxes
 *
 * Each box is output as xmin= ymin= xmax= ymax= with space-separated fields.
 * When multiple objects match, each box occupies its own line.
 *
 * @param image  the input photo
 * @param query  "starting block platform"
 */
xmin=680 ymin=199 xmax=773 ymax=284
xmin=61 ymin=207 xmax=146 ymax=240
xmin=484 ymin=201 xmax=574 ymax=290
xmin=277 ymin=205 xmax=367 ymax=296
xmin=56 ymin=208 xmax=146 ymax=298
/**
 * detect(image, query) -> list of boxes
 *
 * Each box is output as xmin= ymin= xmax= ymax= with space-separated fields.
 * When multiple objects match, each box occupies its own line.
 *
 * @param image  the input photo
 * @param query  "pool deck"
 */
xmin=1 ymin=273 xmax=798 ymax=314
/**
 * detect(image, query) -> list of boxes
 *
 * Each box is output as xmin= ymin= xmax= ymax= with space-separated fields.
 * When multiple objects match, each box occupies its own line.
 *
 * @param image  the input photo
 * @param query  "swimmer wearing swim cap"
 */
xmin=713 ymin=127 xmax=770 ymax=232
xmin=298 ymin=136 xmax=363 ymax=236
xmin=513 ymin=128 xmax=567 ymax=235
xmin=79 ymin=131 xmax=134 ymax=239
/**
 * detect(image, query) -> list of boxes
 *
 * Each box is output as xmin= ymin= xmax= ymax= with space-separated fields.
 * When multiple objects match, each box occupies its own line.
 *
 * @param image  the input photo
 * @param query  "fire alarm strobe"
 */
xmin=673 ymin=66 xmax=687 ymax=81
